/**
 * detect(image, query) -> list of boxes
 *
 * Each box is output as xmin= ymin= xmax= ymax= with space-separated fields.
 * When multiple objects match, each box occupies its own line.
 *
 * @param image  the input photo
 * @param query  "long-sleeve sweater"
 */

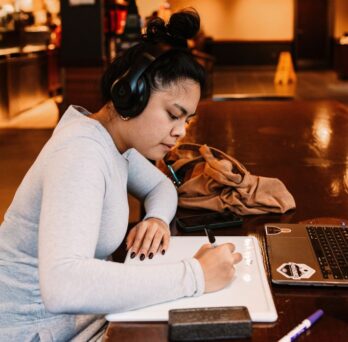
xmin=0 ymin=105 xmax=204 ymax=342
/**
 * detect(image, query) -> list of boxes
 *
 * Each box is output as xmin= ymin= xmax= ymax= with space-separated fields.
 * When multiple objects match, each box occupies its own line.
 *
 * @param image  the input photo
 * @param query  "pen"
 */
xmin=204 ymin=227 xmax=218 ymax=248
xmin=278 ymin=309 xmax=324 ymax=342
xmin=166 ymin=164 xmax=182 ymax=187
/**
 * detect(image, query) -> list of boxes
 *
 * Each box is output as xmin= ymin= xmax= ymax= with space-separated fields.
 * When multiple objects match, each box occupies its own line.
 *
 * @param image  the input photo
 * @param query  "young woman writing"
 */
xmin=0 ymin=9 xmax=241 ymax=341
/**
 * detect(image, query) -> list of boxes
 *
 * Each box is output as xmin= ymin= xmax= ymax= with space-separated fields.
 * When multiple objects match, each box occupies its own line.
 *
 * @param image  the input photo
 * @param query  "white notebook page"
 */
xmin=106 ymin=236 xmax=277 ymax=322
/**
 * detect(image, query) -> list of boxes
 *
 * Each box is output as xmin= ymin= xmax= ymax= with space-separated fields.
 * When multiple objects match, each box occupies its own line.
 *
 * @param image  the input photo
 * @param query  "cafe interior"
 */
xmin=0 ymin=0 xmax=348 ymax=341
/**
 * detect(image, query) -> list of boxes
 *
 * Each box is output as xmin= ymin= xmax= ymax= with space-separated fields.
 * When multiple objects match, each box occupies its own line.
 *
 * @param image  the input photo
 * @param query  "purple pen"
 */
xmin=278 ymin=309 xmax=324 ymax=342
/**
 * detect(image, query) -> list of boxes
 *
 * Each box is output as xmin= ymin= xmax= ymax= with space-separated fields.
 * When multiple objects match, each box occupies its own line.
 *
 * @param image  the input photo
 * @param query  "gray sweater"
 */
xmin=0 ymin=105 xmax=204 ymax=341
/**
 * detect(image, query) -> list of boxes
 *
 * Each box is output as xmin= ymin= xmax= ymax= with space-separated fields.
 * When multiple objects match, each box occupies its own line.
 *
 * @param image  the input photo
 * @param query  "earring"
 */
xmin=120 ymin=115 xmax=131 ymax=121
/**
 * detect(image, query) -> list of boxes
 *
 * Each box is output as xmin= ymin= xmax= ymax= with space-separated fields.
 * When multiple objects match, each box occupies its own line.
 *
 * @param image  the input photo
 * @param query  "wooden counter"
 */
xmin=0 ymin=46 xmax=60 ymax=120
xmin=105 ymin=99 xmax=348 ymax=342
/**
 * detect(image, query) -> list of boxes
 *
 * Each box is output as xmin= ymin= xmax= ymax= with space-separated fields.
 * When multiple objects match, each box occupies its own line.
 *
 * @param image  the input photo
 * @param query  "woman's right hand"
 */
xmin=194 ymin=243 xmax=242 ymax=293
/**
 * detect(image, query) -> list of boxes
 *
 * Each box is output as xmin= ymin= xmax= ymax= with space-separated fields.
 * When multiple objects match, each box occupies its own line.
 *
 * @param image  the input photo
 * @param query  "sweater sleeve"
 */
xmin=126 ymin=149 xmax=178 ymax=225
xmin=39 ymin=140 xmax=204 ymax=315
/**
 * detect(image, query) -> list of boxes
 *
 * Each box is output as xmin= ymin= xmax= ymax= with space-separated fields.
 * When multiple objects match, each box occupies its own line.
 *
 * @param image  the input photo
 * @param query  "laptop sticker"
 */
xmin=277 ymin=262 xmax=316 ymax=279
xmin=266 ymin=226 xmax=292 ymax=235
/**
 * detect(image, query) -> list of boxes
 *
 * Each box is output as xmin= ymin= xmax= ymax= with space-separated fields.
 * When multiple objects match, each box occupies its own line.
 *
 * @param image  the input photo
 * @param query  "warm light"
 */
xmin=158 ymin=1 xmax=171 ymax=22
xmin=344 ymin=161 xmax=348 ymax=194
xmin=45 ymin=0 xmax=60 ymax=14
xmin=328 ymin=157 xmax=348 ymax=196
xmin=2 ymin=4 xmax=14 ymax=14
xmin=16 ymin=0 xmax=33 ymax=12
xmin=329 ymin=179 xmax=341 ymax=197
xmin=311 ymin=109 xmax=332 ymax=151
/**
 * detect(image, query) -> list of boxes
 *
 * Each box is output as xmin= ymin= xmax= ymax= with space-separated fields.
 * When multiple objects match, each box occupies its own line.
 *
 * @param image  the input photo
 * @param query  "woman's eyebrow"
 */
xmin=174 ymin=103 xmax=196 ymax=116
xmin=174 ymin=103 xmax=187 ymax=115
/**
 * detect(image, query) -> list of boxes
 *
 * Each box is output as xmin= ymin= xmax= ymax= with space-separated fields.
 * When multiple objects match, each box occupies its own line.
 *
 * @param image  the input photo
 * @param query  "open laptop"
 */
xmin=265 ymin=223 xmax=348 ymax=286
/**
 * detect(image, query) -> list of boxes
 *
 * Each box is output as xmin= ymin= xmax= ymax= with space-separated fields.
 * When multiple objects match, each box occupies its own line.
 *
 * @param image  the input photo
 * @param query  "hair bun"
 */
xmin=144 ymin=8 xmax=200 ymax=48
xmin=166 ymin=8 xmax=200 ymax=41
xmin=145 ymin=17 xmax=167 ymax=43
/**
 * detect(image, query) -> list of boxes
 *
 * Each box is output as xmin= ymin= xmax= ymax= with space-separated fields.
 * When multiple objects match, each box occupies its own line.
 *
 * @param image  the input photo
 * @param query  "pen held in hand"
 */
xmin=204 ymin=227 xmax=218 ymax=248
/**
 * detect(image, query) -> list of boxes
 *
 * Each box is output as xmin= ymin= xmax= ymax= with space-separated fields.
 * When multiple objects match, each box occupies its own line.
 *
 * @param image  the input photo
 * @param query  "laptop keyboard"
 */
xmin=307 ymin=226 xmax=348 ymax=280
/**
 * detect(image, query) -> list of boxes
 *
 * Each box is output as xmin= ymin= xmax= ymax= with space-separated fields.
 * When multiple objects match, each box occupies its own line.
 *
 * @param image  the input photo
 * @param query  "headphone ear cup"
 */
xmin=113 ymin=75 xmax=151 ymax=118
xmin=110 ymin=78 xmax=132 ymax=113
xmin=132 ymin=75 xmax=151 ymax=116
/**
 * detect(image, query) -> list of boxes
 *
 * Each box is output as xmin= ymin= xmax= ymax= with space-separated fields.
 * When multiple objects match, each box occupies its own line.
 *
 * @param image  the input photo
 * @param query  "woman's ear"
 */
xmin=107 ymin=101 xmax=132 ymax=121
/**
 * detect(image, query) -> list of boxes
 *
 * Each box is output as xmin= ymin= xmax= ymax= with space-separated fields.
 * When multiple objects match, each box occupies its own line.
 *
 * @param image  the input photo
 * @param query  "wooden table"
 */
xmin=105 ymin=100 xmax=348 ymax=341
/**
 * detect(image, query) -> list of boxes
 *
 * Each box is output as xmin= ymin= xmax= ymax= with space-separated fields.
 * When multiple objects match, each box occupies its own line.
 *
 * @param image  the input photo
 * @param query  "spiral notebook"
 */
xmin=106 ymin=236 xmax=277 ymax=322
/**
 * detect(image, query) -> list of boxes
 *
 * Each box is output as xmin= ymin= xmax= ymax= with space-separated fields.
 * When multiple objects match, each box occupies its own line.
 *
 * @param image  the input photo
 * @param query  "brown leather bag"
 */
xmin=158 ymin=143 xmax=296 ymax=215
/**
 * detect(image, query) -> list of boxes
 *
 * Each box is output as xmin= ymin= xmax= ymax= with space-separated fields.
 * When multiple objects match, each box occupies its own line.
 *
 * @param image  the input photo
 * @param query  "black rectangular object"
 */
xmin=176 ymin=212 xmax=243 ymax=232
xmin=168 ymin=306 xmax=252 ymax=341
xmin=60 ymin=0 xmax=105 ymax=66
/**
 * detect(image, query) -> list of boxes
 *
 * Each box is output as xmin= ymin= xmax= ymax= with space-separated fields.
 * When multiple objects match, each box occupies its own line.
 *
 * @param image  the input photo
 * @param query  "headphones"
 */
xmin=110 ymin=44 xmax=173 ymax=119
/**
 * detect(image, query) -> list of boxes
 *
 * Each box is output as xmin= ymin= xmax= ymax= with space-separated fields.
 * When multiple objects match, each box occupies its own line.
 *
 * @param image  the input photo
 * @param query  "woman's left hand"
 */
xmin=126 ymin=218 xmax=170 ymax=260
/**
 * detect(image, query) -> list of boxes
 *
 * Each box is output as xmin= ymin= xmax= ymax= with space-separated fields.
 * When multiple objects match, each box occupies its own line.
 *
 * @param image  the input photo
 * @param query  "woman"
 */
xmin=0 ymin=9 xmax=242 ymax=341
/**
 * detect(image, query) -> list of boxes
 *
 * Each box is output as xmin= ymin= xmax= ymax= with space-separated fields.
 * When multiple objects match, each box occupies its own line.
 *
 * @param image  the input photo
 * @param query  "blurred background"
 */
xmin=1 ymin=0 xmax=348 ymax=221
xmin=1 ymin=0 xmax=348 ymax=126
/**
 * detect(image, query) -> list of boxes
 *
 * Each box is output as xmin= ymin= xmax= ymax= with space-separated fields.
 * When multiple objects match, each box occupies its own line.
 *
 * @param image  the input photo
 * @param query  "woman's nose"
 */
xmin=171 ymin=121 xmax=186 ymax=138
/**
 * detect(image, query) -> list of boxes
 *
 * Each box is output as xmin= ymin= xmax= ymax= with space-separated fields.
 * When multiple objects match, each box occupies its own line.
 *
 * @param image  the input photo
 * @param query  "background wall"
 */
xmin=139 ymin=0 xmax=348 ymax=41
xmin=333 ymin=0 xmax=348 ymax=38
xmin=138 ymin=0 xmax=294 ymax=41
xmin=2 ymin=0 xmax=346 ymax=40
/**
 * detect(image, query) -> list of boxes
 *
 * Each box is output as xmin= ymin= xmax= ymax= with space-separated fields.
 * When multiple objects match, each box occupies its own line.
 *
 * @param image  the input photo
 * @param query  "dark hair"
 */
xmin=101 ymin=8 xmax=205 ymax=105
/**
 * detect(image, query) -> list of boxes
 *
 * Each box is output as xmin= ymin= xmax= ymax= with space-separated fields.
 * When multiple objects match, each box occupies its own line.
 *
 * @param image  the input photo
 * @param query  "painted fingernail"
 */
xmin=149 ymin=253 xmax=154 ymax=259
xmin=140 ymin=253 xmax=145 ymax=261
xmin=161 ymin=250 xmax=166 ymax=255
xmin=130 ymin=252 xmax=136 ymax=259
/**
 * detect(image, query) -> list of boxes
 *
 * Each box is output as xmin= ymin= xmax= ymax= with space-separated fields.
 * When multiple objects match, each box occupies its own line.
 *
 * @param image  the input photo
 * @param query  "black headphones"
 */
xmin=110 ymin=44 xmax=173 ymax=119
